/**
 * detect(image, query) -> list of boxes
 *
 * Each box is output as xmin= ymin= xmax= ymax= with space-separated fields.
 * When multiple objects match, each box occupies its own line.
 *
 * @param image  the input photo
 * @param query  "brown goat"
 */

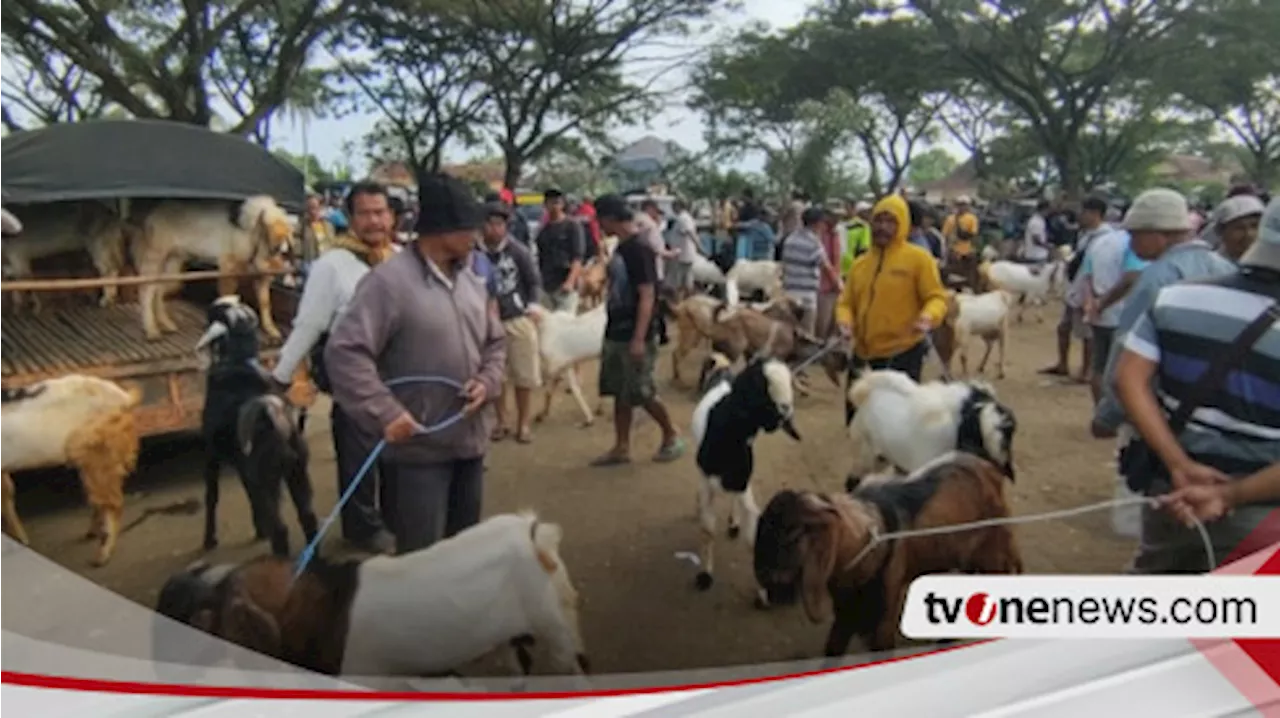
xmin=666 ymin=294 xmax=843 ymax=389
xmin=577 ymin=259 xmax=608 ymax=311
xmin=754 ymin=452 xmax=1022 ymax=656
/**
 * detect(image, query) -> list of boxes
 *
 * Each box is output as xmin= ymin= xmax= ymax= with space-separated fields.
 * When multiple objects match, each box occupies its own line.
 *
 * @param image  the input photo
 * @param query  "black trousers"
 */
xmin=844 ymin=341 xmax=928 ymax=425
xmin=381 ymin=458 xmax=484 ymax=554
xmin=330 ymin=402 xmax=390 ymax=541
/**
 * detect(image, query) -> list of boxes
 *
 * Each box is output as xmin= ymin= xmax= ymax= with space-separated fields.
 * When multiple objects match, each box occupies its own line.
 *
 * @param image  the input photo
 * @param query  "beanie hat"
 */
xmin=414 ymin=172 xmax=484 ymax=236
xmin=1240 ymin=196 xmax=1280 ymax=271
xmin=1122 ymin=188 xmax=1191 ymax=232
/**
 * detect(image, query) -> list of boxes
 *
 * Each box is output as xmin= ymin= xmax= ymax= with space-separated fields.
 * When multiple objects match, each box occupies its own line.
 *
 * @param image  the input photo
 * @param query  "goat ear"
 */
xmin=799 ymin=525 xmax=837 ymax=624
xmin=224 ymin=596 xmax=283 ymax=657
xmin=190 ymin=608 xmax=215 ymax=632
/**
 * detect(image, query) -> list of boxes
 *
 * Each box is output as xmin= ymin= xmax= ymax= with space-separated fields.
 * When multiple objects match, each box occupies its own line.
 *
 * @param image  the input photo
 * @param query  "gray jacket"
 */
xmin=325 ymin=245 xmax=507 ymax=464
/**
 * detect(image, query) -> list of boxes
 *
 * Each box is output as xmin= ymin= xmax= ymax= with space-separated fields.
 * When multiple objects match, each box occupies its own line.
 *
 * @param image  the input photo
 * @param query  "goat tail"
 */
xmin=527 ymin=513 xmax=565 ymax=575
xmin=847 ymin=369 xmax=919 ymax=408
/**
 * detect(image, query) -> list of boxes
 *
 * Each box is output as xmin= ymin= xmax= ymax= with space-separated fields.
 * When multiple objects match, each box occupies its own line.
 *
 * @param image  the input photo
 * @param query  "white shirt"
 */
xmin=271 ymin=247 xmax=375 ymax=383
xmin=1080 ymin=227 xmax=1137 ymax=328
xmin=1024 ymin=213 xmax=1050 ymax=262
xmin=634 ymin=212 xmax=666 ymax=281
xmin=675 ymin=211 xmax=699 ymax=263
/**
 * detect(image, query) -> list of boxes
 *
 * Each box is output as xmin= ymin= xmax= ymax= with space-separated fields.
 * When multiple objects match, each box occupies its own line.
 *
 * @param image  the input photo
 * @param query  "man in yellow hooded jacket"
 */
xmin=835 ymin=193 xmax=950 ymax=424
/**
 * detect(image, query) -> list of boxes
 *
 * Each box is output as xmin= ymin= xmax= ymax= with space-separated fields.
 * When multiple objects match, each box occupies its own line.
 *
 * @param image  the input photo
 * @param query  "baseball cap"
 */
xmin=594 ymin=194 xmax=634 ymax=222
xmin=483 ymin=200 xmax=511 ymax=219
xmin=1122 ymin=188 xmax=1191 ymax=232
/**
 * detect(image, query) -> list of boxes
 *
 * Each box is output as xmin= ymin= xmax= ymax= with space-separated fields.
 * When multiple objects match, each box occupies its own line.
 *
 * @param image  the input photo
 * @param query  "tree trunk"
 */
xmin=503 ymin=150 xmax=523 ymax=191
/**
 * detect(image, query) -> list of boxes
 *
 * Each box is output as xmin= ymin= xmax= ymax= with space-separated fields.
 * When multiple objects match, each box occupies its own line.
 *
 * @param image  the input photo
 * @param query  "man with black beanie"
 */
xmin=326 ymin=172 xmax=507 ymax=554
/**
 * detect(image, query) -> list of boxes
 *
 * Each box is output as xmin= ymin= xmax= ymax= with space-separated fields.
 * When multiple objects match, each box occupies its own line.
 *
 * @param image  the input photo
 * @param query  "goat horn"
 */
xmin=195 ymin=321 xmax=229 ymax=351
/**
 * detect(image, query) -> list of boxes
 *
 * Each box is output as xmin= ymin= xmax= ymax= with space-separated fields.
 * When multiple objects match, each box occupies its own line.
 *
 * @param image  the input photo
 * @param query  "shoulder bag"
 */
xmin=1121 ymin=300 xmax=1280 ymax=493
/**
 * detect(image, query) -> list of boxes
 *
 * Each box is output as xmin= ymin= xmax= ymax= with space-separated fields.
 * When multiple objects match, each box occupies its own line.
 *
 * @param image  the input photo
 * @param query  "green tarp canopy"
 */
xmin=1 ymin=119 xmax=305 ymax=211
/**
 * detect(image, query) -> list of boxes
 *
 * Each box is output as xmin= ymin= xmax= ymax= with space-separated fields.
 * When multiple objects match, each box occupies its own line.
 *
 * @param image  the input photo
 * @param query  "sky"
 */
xmin=271 ymin=0 xmax=813 ymax=178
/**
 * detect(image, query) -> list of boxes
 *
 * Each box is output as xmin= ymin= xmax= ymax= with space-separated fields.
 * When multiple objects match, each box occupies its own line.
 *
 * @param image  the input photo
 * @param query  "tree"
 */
xmin=1157 ymin=0 xmax=1280 ymax=188
xmin=911 ymin=0 xmax=1204 ymax=196
xmin=453 ymin=0 xmax=730 ymax=189
xmin=936 ymin=83 xmax=1010 ymax=179
xmin=908 ymin=147 xmax=959 ymax=187
xmin=344 ymin=0 xmax=491 ymax=173
xmin=273 ymin=148 xmax=338 ymax=184
xmin=1 ymin=0 xmax=354 ymax=135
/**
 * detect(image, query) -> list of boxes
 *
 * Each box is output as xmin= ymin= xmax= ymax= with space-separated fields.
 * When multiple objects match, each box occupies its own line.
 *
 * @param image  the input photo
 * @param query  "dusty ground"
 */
xmin=8 ymin=306 xmax=1136 ymax=675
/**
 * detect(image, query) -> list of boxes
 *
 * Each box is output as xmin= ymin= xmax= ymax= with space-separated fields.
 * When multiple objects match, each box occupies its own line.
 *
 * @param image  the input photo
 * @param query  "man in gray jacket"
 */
xmin=326 ymin=173 xmax=507 ymax=554
xmin=272 ymin=181 xmax=397 ymax=554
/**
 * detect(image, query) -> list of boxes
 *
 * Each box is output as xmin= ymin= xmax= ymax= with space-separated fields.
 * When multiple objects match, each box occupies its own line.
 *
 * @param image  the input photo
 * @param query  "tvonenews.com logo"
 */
xmin=899 ymin=576 xmax=1280 ymax=639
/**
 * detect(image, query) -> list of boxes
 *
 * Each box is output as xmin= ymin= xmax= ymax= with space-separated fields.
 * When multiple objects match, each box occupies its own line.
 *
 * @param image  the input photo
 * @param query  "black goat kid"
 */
xmin=197 ymin=296 xmax=317 ymax=556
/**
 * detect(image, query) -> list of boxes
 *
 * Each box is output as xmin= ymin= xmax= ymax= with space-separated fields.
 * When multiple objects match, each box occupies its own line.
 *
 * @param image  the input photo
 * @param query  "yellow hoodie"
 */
xmin=835 ymin=194 xmax=949 ymax=360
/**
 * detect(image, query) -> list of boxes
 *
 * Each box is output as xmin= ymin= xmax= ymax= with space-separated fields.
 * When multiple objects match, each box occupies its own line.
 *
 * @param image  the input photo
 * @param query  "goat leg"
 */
xmin=997 ymin=328 xmax=1007 ymax=380
xmin=254 ymin=274 xmax=283 ymax=340
xmin=92 ymin=504 xmax=121 ymax=567
xmin=202 ymin=456 xmax=221 ymax=550
xmin=286 ymin=464 xmax=319 ymax=547
xmin=821 ymin=608 xmax=861 ymax=664
xmin=562 ymin=363 xmax=594 ymax=428
xmin=534 ymin=370 xmax=561 ymax=424
xmin=977 ymin=339 xmax=995 ymax=375
xmin=695 ymin=479 xmax=716 ymax=591
xmin=1 ymin=473 xmax=29 ymax=546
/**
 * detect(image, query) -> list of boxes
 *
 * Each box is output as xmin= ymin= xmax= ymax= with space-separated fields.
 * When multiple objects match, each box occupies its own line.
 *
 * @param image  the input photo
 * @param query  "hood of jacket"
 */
xmin=870 ymin=194 xmax=911 ymax=252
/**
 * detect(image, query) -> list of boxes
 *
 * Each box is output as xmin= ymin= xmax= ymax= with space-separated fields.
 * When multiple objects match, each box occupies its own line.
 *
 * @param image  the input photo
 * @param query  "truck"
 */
xmin=1 ymin=119 xmax=307 ymax=438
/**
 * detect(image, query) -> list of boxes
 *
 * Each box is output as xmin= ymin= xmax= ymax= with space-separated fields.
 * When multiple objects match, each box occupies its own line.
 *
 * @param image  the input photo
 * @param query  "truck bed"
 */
xmin=2 ymin=296 xmax=290 ymax=437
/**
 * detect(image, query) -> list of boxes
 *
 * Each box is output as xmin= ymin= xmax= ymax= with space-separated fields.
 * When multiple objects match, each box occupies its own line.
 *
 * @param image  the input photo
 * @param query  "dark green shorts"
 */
xmin=598 ymin=339 xmax=658 ymax=406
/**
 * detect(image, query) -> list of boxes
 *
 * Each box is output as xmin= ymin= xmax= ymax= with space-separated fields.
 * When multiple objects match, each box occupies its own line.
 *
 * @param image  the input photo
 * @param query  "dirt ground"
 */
xmin=8 ymin=308 xmax=1138 ymax=675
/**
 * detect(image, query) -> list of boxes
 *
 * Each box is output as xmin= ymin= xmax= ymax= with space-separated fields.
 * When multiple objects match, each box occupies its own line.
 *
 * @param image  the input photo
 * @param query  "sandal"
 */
xmin=1037 ymin=366 xmax=1068 ymax=376
xmin=589 ymin=451 xmax=631 ymax=467
xmin=515 ymin=428 xmax=533 ymax=444
xmin=653 ymin=438 xmax=686 ymax=463
xmin=491 ymin=426 xmax=510 ymax=442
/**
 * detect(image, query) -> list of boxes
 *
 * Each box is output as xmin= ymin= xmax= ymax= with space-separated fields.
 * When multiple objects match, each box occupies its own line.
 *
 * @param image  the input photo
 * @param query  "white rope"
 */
xmin=842 ymin=495 xmax=1217 ymax=574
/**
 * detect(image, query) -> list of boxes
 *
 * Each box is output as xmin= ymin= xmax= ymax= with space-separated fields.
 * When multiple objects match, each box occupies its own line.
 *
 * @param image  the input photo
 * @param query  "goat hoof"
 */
xmin=202 ymin=537 xmax=218 ymax=551
xmin=753 ymin=590 xmax=772 ymax=610
xmin=694 ymin=572 xmax=713 ymax=591
xmin=91 ymin=554 xmax=110 ymax=568
xmin=576 ymin=420 xmax=593 ymax=429
xmin=533 ymin=414 xmax=547 ymax=425
xmin=727 ymin=525 xmax=740 ymax=539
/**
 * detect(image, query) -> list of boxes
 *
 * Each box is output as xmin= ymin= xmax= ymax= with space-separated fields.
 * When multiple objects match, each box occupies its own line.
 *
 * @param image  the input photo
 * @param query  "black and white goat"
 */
xmin=197 ymin=295 xmax=317 ymax=556
xmin=844 ymin=369 xmax=1017 ymax=492
xmin=690 ymin=352 xmax=801 ymax=591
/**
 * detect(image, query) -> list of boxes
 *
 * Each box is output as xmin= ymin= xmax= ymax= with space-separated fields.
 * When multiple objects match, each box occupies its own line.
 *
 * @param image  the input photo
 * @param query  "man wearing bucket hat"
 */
xmin=326 ymin=172 xmax=508 ymax=554
xmin=1113 ymin=196 xmax=1280 ymax=573
xmin=1201 ymin=194 xmax=1266 ymax=263
xmin=1091 ymin=187 xmax=1237 ymax=439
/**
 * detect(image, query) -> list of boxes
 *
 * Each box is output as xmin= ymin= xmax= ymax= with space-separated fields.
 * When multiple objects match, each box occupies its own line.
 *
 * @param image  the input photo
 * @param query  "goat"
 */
xmin=844 ymin=369 xmax=1017 ymax=492
xmin=984 ymin=258 xmax=1065 ymax=323
xmin=754 ymin=452 xmax=1022 ymax=655
xmin=197 ymin=295 xmax=317 ymax=555
xmin=1 ymin=201 xmax=131 ymax=312
xmin=526 ymin=302 xmax=606 ymax=427
xmin=158 ymin=513 xmax=590 ymax=684
xmin=946 ymin=289 xmax=1017 ymax=379
xmin=690 ymin=353 xmax=801 ymax=591
xmin=1 ymin=375 xmax=141 ymax=566
xmin=135 ymin=195 xmax=293 ymax=341
xmin=725 ymin=259 xmax=783 ymax=301
xmin=1 ymin=207 xmax=22 ymax=236
xmin=577 ymin=258 xmax=608 ymax=311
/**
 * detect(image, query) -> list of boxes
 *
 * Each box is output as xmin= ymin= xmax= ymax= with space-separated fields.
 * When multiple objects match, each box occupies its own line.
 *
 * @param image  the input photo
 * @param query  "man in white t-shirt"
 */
xmin=1079 ymin=224 xmax=1149 ymax=403
xmin=1023 ymin=199 xmax=1052 ymax=262
xmin=667 ymin=199 xmax=700 ymax=299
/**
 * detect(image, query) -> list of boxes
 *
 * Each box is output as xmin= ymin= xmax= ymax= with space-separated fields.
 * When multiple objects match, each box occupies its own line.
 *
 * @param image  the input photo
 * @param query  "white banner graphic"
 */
xmin=900 ymin=575 xmax=1280 ymax=639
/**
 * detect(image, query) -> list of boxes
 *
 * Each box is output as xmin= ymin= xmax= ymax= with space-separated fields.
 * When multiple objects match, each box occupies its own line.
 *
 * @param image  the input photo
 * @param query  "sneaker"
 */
xmin=653 ymin=437 xmax=686 ymax=463
xmin=346 ymin=530 xmax=395 ymax=555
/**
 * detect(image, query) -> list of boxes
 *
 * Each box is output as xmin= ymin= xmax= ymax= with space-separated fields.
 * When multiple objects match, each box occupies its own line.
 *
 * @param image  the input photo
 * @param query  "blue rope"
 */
xmin=293 ymin=375 xmax=468 ymax=578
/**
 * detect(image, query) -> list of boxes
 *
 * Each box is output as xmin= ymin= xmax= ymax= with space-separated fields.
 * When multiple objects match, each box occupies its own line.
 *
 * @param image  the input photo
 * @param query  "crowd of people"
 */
xmin=271 ymin=172 xmax=1277 ymax=578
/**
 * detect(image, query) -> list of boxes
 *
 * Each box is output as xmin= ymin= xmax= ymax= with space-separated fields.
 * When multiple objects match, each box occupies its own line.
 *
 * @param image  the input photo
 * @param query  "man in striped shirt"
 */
xmin=780 ymin=206 xmax=843 ymax=337
xmin=1114 ymin=196 xmax=1280 ymax=573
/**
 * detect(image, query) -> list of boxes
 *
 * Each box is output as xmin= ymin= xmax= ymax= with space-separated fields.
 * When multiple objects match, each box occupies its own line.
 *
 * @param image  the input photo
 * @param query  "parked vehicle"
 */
xmin=2 ymin=119 xmax=306 ymax=438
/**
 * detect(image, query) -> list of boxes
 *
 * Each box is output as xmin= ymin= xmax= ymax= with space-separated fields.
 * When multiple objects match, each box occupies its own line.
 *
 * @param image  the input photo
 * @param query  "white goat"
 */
xmin=160 ymin=512 xmax=590 ymax=685
xmin=690 ymin=253 xmax=727 ymax=287
xmin=134 ymin=195 xmax=293 ymax=341
xmin=949 ymin=290 xmax=1017 ymax=379
xmin=725 ymin=259 xmax=783 ymax=300
xmin=844 ymin=369 xmax=1017 ymax=490
xmin=1 ymin=375 xmax=141 ymax=565
xmin=1 ymin=201 xmax=131 ymax=311
xmin=984 ymin=259 xmax=1065 ymax=323
xmin=526 ymin=302 xmax=606 ymax=427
